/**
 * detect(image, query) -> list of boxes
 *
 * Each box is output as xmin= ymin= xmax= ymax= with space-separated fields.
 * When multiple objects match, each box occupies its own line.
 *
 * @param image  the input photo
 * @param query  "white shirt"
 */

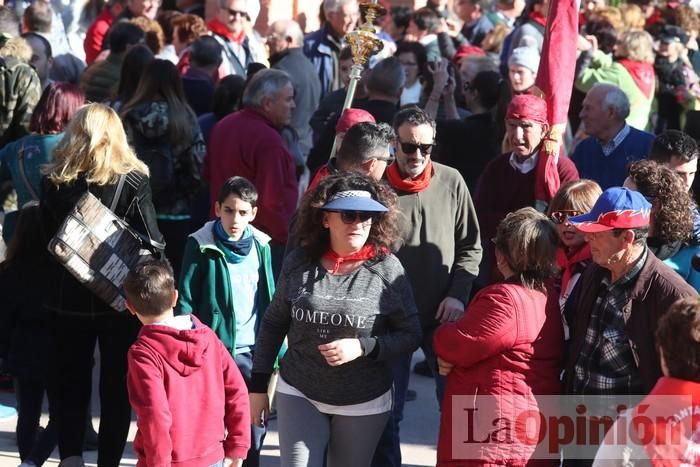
xmin=509 ymin=152 xmax=538 ymax=174
xmin=400 ymin=80 xmax=422 ymax=106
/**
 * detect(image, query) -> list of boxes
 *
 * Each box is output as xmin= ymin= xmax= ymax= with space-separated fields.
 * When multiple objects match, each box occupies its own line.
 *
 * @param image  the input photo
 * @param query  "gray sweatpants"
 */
xmin=276 ymin=392 xmax=391 ymax=467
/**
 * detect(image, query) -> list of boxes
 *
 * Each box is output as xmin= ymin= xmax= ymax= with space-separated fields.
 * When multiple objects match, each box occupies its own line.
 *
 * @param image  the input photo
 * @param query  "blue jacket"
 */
xmin=303 ymin=25 xmax=342 ymax=99
xmin=571 ymin=127 xmax=654 ymax=190
xmin=664 ymin=244 xmax=700 ymax=293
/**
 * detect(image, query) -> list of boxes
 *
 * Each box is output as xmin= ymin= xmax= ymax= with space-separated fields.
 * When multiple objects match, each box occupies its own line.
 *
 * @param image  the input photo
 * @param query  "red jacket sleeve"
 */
xmin=433 ymin=286 xmax=518 ymax=368
xmin=84 ymin=18 xmax=110 ymax=65
xmin=220 ymin=341 xmax=251 ymax=459
xmin=127 ymin=346 xmax=174 ymax=467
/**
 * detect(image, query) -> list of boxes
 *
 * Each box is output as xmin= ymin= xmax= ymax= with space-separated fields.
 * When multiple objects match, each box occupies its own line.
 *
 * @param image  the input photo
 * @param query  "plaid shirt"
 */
xmin=599 ymin=124 xmax=631 ymax=157
xmin=573 ymin=249 xmax=647 ymax=395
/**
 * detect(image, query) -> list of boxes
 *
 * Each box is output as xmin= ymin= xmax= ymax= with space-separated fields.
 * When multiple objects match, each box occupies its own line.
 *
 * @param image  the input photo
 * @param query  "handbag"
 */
xmin=47 ymin=174 xmax=165 ymax=311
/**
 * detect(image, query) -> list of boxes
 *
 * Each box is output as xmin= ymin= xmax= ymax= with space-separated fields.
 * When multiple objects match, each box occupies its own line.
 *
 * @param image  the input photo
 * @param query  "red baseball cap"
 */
xmin=336 ymin=108 xmax=376 ymax=134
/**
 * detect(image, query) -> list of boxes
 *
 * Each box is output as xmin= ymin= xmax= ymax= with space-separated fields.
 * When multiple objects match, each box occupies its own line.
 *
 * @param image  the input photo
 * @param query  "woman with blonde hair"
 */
xmin=120 ymin=58 xmax=204 ymax=277
xmin=40 ymin=103 xmax=163 ymax=467
xmin=576 ymin=28 xmax=655 ymax=130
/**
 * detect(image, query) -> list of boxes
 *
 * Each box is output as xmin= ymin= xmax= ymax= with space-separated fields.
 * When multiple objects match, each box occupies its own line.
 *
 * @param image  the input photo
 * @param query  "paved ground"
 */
xmin=0 ymin=352 xmax=439 ymax=467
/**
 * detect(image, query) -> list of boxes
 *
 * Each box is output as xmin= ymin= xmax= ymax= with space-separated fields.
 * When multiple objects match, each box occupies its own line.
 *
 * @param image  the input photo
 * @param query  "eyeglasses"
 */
xmin=329 ymin=211 xmax=378 ymax=224
xmin=227 ymin=8 xmax=248 ymax=18
xmin=398 ymin=140 xmax=434 ymax=155
xmin=550 ymin=210 xmax=584 ymax=224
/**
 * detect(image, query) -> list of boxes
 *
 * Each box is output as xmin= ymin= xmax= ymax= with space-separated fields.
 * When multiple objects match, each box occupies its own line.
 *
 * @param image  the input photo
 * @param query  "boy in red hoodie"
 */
xmin=123 ymin=260 xmax=251 ymax=467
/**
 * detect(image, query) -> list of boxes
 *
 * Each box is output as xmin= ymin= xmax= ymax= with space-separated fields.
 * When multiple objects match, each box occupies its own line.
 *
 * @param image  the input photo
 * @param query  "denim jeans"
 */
xmin=371 ymin=327 xmax=445 ymax=467
xmin=233 ymin=352 xmax=266 ymax=467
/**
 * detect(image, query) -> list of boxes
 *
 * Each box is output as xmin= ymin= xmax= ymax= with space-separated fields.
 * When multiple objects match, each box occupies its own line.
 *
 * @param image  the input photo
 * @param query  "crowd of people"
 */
xmin=0 ymin=0 xmax=700 ymax=465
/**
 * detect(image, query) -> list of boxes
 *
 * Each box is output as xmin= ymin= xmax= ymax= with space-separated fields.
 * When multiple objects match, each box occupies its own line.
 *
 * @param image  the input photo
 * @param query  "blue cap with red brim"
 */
xmin=569 ymin=187 xmax=652 ymax=233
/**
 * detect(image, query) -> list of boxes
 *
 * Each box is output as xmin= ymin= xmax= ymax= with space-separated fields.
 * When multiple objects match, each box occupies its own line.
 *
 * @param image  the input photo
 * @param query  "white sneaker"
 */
xmin=18 ymin=462 xmax=37 ymax=467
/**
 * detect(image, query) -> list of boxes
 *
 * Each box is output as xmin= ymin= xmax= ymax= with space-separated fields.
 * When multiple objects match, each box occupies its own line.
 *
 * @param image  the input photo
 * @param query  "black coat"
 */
xmin=40 ymin=171 xmax=163 ymax=314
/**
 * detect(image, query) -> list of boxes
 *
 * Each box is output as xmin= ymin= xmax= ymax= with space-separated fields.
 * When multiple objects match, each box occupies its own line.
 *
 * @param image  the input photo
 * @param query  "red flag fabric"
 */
xmin=533 ymin=0 xmax=579 ymax=209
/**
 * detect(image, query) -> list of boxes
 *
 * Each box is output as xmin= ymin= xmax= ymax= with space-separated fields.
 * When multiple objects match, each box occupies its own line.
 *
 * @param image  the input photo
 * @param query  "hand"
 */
xmin=442 ymin=75 xmax=456 ymax=99
xmin=444 ymin=18 xmax=461 ymax=37
xmin=318 ymin=338 xmax=362 ymax=366
xmin=427 ymin=58 xmax=450 ymax=99
xmin=585 ymin=34 xmax=598 ymax=53
xmin=249 ymin=393 xmax=270 ymax=428
xmin=576 ymin=34 xmax=592 ymax=52
xmin=435 ymin=296 xmax=465 ymax=323
xmin=224 ymin=458 xmax=243 ymax=467
xmin=437 ymin=356 xmax=454 ymax=376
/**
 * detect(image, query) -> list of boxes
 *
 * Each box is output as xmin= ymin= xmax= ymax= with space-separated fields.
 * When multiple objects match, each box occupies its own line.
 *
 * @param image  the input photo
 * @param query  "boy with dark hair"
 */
xmin=178 ymin=176 xmax=276 ymax=467
xmin=123 ymin=259 xmax=250 ymax=467
xmin=649 ymin=129 xmax=700 ymax=242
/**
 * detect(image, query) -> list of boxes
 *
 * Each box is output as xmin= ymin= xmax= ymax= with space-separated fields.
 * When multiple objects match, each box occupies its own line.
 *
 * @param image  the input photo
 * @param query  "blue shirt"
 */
xmin=226 ymin=246 xmax=259 ymax=354
xmin=0 ymin=133 xmax=63 ymax=207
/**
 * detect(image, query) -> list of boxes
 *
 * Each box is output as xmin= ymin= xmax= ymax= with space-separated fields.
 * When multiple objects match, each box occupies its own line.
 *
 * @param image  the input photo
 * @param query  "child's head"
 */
xmin=656 ymin=296 xmax=700 ymax=383
xmin=214 ymin=176 xmax=259 ymax=241
xmin=123 ymin=259 xmax=177 ymax=320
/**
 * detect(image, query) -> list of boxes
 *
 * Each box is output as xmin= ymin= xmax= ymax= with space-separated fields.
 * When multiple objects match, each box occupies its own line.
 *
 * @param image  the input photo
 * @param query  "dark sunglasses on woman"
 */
xmin=330 ymin=211 xmax=378 ymax=224
xmin=549 ymin=210 xmax=584 ymax=225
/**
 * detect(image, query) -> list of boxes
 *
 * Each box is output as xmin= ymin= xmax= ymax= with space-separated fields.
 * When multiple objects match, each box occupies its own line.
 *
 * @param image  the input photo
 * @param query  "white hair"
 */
xmin=594 ymin=83 xmax=631 ymax=121
xmin=241 ymin=69 xmax=291 ymax=109
xmin=323 ymin=0 xmax=357 ymax=14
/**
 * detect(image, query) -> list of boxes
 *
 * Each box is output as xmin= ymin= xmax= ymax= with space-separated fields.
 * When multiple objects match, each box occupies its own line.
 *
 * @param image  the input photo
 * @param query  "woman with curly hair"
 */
xmin=249 ymin=172 xmax=421 ymax=467
xmin=624 ymin=159 xmax=700 ymax=291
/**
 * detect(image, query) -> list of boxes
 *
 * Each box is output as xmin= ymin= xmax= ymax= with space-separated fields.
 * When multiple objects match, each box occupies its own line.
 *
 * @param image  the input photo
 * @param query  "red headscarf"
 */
xmin=506 ymin=94 xmax=548 ymax=124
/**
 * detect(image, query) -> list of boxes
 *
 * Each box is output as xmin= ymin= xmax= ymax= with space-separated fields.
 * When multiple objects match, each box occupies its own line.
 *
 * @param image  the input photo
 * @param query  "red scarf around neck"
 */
xmin=322 ymin=244 xmax=382 ymax=274
xmin=617 ymin=59 xmax=655 ymax=99
xmin=386 ymin=160 xmax=433 ymax=193
xmin=555 ymin=243 xmax=591 ymax=295
xmin=528 ymin=10 xmax=547 ymax=27
xmin=207 ymin=18 xmax=246 ymax=44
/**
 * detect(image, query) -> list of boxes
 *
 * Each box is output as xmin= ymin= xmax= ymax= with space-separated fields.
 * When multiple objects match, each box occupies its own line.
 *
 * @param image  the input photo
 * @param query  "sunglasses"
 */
xmin=328 ymin=211 xmax=378 ymax=224
xmin=398 ymin=140 xmax=435 ymax=155
xmin=550 ymin=210 xmax=584 ymax=224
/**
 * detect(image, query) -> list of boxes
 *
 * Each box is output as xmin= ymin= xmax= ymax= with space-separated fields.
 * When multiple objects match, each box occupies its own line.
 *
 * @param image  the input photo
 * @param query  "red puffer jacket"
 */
xmin=433 ymin=281 xmax=564 ymax=466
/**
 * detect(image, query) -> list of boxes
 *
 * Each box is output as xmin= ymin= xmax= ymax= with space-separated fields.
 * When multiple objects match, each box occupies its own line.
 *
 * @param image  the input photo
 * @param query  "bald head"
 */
xmin=268 ymin=20 xmax=304 ymax=56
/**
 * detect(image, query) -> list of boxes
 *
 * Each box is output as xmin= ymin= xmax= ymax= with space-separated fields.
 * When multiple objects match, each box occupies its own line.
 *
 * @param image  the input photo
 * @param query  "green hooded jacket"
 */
xmin=176 ymin=221 xmax=275 ymax=356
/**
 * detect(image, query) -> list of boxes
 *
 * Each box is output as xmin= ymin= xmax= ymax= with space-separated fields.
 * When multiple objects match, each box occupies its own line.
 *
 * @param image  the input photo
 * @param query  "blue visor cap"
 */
xmin=321 ymin=190 xmax=389 ymax=212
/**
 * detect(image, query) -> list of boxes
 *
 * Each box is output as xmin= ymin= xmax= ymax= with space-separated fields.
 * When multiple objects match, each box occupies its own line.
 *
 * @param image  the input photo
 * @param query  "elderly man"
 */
xmin=208 ymin=0 xmax=260 ymax=76
xmin=269 ymin=19 xmax=321 ymax=159
xmin=204 ymin=69 xmax=297 ymax=275
xmin=373 ymin=106 xmax=482 ymax=467
xmin=303 ymin=0 xmax=359 ymax=98
xmin=565 ymin=187 xmax=695 ymax=398
xmin=572 ymin=83 xmax=654 ymax=190
xmin=475 ymin=93 xmax=579 ymax=283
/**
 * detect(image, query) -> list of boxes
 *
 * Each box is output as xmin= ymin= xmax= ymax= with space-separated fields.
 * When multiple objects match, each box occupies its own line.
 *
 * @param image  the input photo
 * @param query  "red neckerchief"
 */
xmin=633 ymin=377 xmax=700 ymax=464
xmin=386 ymin=160 xmax=433 ymax=193
xmin=555 ymin=243 xmax=591 ymax=295
xmin=617 ymin=59 xmax=655 ymax=99
xmin=322 ymin=244 xmax=382 ymax=274
xmin=207 ymin=18 xmax=246 ymax=45
xmin=306 ymin=165 xmax=331 ymax=194
xmin=528 ymin=10 xmax=547 ymax=27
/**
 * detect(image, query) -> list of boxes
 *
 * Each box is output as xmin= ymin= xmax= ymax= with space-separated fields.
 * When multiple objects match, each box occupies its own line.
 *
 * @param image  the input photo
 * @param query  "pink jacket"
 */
xmin=127 ymin=315 xmax=251 ymax=467
xmin=433 ymin=281 xmax=563 ymax=466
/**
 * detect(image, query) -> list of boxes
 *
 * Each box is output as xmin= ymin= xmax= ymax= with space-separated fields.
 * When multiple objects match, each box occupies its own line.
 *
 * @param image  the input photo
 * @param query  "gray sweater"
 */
xmin=250 ymin=250 xmax=421 ymax=405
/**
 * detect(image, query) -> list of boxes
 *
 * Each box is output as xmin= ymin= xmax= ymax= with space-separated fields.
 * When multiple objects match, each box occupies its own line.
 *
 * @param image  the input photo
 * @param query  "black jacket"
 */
xmin=40 ymin=171 xmax=164 ymax=315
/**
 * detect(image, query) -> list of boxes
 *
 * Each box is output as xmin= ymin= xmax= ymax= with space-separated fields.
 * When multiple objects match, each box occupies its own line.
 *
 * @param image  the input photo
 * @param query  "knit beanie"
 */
xmin=508 ymin=39 xmax=540 ymax=74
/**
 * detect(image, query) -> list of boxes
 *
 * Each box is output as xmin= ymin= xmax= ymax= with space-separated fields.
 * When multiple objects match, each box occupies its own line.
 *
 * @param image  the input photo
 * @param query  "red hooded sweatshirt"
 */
xmin=127 ymin=315 xmax=251 ymax=467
